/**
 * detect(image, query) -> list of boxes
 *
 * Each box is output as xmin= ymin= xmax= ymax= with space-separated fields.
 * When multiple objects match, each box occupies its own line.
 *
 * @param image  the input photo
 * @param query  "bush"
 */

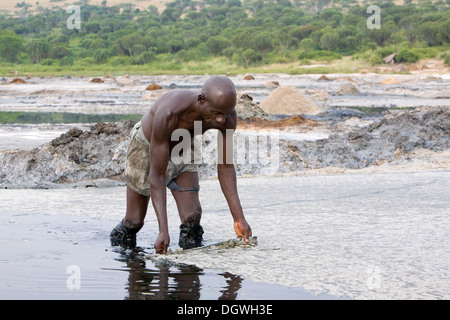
xmin=396 ymin=49 xmax=420 ymax=63
xmin=109 ymin=56 xmax=133 ymax=66
xmin=50 ymin=44 xmax=72 ymax=59
xmin=59 ymin=56 xmax=74 ymax=66
xmin=94 ymin=49 xmax=109 ymax=64
xmin=139 ymin=51 xmax=155 ymax=64
xmin=297 ymin=50 xmax=342 ymax=61
xmin=376 ymin=46 xmax=397 ymax=58
xmin=441 ymin=53 xmax=450 ymax=66
xmin=39 ymin=58 xmax=58 ymax=66
xmin=78 ymin=57 xmax=96 ymax=66
xmin=396 ymin=48 xmax=438 ymax=63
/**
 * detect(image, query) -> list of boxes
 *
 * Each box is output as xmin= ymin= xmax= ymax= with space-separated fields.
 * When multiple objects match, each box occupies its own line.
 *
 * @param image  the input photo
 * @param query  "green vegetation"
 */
xmin=0 ymin=0 xmax=449 ymax=76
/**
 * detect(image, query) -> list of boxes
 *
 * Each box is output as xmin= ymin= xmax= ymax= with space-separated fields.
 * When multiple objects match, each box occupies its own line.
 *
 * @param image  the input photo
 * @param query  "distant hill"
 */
xmin=0 ymin=0 xmax=169 ymax=14
xmin=1 ymin=0 xmax=444 ymax=16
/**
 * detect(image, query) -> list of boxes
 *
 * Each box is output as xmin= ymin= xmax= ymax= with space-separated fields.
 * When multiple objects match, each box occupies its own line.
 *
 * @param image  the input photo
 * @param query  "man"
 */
xmin=110 ymin=76 xmax=252 ymax=254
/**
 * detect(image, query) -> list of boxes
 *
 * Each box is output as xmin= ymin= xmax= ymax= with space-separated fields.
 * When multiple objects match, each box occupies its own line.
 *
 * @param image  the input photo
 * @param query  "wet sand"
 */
xmin=1 ymin=170 xmax=449 ymax=300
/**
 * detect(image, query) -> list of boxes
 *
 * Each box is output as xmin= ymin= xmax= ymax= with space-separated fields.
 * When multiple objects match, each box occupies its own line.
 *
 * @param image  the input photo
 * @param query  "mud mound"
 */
xmin=146 ymin=83 xmax=163 ymax=90
xmin=90 ymin=78 xmax=104 ymax=83
xmin=9 ymin=78 xmax=26 ymax=84
xmin=280 ymin=106 xmax=450 ymax=171
xmin=260 ymin=86 xmax=321 ymax=115
xmin=318 ymin=75 xmax=331 ymax=81
xmin=235 ymin=93 xmax=268 ymax=119
xmin=1 ymin=107 xmax=448 ymax=189
xmin=0 ymin=120 xmax=136 ymax=189
xmin=237 ymin=115 xmax=319 ymax=130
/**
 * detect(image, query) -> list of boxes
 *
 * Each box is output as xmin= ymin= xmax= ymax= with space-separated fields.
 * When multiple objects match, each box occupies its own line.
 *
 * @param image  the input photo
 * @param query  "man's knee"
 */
xmin=181 ymin=207 xmax=202 ymax=226
xmin=122 ymin=218 xmax=144 ymax=231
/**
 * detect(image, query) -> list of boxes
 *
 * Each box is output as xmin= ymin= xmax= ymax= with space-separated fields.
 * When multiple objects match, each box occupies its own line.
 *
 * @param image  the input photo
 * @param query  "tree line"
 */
xmin=0 ymin=0 xmax=449 ymax=68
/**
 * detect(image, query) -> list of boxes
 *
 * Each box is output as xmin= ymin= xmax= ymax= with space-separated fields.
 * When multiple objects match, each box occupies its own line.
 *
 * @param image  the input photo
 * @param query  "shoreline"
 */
xmin=1 ymin=56 xmax=449 ymax=78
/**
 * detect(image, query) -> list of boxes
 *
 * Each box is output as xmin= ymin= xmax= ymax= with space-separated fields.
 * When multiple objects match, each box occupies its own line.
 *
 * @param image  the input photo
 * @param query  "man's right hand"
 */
xmin=154 ymin=232 xmax=170 ymax=254
xmin=234 ymin=219 xmax=252 ymax=243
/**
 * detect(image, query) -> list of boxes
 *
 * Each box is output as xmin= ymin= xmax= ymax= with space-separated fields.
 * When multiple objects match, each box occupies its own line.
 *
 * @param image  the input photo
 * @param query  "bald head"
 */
xmin=201 ymin=76 xmax=236 ymax=112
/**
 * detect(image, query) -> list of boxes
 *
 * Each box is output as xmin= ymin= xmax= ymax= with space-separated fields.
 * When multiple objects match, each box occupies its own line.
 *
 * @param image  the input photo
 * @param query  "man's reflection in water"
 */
xmin=219 ymin=272 xmax=242 ymax=300
xmin=113 ymin=247 xmax=243 ymax=300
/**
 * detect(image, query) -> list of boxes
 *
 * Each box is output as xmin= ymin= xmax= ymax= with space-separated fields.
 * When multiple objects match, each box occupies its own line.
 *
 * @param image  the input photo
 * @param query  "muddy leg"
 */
xmin=110 ymin=187 xmax=149 ymax=248
xmin=170 ymin=172 xmax=204 ymax=249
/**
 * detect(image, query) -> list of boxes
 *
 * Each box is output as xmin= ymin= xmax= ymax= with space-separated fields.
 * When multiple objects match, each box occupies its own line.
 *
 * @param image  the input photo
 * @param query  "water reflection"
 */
xmin=113 ymin=247 xmax=243 ymax=300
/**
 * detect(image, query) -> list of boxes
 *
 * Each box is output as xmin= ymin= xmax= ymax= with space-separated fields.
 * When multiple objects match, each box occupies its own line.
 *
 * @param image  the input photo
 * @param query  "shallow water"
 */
xmin=0 ymin=193 xmax=341 ymax=300
xmin=1 ymin=171 xmax=449 ymax=299
xmin=0 ymin=111 xmax=142 ymax=124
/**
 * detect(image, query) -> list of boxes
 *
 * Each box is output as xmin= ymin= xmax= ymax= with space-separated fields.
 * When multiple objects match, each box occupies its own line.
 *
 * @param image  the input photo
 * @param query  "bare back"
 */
xmin=140 ymin=89 xmax=237 ymax=153
xmin=140 ymin=90 xmax=199 ymax=146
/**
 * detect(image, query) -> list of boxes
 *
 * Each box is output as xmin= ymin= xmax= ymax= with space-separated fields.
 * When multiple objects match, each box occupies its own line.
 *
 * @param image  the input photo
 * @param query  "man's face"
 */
xmin=200 ymin=95 xmax=235 ymax=127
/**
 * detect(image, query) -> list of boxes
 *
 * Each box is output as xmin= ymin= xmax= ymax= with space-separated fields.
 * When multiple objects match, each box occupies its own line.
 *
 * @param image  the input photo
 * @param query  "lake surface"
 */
xmin=1 ymin=171 xmax=449 ymax=299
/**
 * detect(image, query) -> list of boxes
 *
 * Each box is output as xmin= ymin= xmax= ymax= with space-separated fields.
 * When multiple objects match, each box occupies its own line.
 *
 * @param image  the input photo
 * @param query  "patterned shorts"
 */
xmin=125 ymin=121 xmax=199 ymax=197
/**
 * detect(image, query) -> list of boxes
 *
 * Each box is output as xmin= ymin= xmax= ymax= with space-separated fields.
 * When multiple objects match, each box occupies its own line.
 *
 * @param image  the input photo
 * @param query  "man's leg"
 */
xmin=110 ymin=186 xmax=150 ymax=248
xmin=170 ymin=171 xmax=204 ymax=249
xmin=125 ymin=186 xmax=150 ymax=227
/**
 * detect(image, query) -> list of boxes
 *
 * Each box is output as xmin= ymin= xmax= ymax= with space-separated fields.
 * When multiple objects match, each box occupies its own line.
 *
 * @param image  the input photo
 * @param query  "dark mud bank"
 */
xmin=281 ymin=106 xmax=450 ymax=171
xmin=0 ymin=106 xmax=449 ymax=189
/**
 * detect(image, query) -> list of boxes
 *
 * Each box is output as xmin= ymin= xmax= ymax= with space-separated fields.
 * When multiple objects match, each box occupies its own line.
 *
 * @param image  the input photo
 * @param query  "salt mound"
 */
xmin=379 ymin=78 xmax=400 ymax=85
xmin=260 ymin=85 xmax=321 ymax=115
xmin=335 ymin=83 xmax=360 ymax=95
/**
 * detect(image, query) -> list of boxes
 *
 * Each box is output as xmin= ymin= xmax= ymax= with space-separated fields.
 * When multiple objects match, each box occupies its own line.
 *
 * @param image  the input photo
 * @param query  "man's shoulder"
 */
xmin=166 ymin=89 xmax=197 ymax=101
xmin=156 ymin=90 xmax=197 ymax=113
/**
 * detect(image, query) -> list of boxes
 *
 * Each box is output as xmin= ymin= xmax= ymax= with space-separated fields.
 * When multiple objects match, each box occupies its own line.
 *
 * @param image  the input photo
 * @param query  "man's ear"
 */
xmin=198 ymin=93 xmax=205 ymax=103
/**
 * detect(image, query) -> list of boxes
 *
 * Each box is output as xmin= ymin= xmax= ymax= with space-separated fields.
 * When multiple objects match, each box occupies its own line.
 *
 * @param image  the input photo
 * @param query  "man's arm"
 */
xmin=149 ymin=109 xmax=177 ymax=253
xmin=217 ymin=118 xmax=252 ymax=241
